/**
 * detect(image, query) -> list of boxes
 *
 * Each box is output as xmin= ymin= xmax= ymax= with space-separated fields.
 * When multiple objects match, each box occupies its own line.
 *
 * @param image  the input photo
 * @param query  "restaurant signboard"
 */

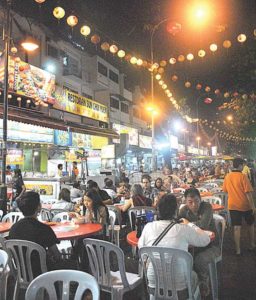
xmin=54 ymin=130 xmax=72 ymax=146
xmin=0 ymin=56 xmax=55 ymax=103
xmin=139 ymin=134 xmax=152 ymax=149
xmin=54 ymin=88 xmax=109 ymax=122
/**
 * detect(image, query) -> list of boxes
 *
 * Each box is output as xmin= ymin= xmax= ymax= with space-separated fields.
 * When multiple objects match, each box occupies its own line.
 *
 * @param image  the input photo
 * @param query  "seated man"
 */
xmin=87 ymin=180 xmax=113 ymax=205
xmin=9 ymin=191 xmax=61 ymax=275
xmin=178 ymin=188 xmax=220 ymax=297
xmin=70 ymin=181 xmax=83 ymax=201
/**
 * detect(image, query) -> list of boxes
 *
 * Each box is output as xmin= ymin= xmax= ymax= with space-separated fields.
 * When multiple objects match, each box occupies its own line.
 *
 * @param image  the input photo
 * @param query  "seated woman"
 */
xmin=184 ymin=171 xmax=198 ymax=187
xmin=51 ymin=188 xmax=74 ymax=211
xmin=121 ymin=184 xmax=152 ymax=212
xmin=138 ymin=194 xmax=210 ymax=299
xmin=71 ymin=189 xmax=109 ymax=235
xmin=152 ymin=177 xmax=166 ymax=207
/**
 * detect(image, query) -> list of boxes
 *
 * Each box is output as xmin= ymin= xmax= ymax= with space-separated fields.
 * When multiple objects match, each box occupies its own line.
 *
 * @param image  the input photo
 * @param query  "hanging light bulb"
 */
xmin=80 ymin=25 xmax=91 ymax=36
xmin=53 ymin=7 xmax=65 ymax=20
xmin=11 ymin=46 xmax=18 ymax=54
xmin=130 ymin=57 xmax=137 ymax=64
xmin=35 ymin=0 xmax=45 ymax=3
xmin=137 ymin=59 xmax=143 ymax=66
xmin=155 ymin=74 xmax=161 ymax=80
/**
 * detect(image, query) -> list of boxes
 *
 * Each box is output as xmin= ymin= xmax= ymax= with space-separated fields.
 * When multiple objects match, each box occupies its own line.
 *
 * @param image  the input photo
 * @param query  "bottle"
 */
xmin=120 ymin=196 xmax=125 ymax=204
xmin=136 ymin=211 xmax=142 ymax=238
xmin=141 ymin=209 xmax=147 ymax=231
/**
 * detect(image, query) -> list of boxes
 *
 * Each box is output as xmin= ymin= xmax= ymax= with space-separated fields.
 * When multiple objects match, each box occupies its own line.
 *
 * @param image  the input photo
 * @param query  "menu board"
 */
xmin=54 ymin=88 xmax=109 ymax=122
xmin=112 ymin=123 xmax=138 ymax=146
xmin=0 ymin=56 xmax=55 ymax=104
xmin=25 ymin=183 xmax=53 ymax=195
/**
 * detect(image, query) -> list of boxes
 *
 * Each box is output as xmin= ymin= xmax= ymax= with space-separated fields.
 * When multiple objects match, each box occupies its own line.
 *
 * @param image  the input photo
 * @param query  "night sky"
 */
xmin=6 ymin=0 xmax=256 ymax=150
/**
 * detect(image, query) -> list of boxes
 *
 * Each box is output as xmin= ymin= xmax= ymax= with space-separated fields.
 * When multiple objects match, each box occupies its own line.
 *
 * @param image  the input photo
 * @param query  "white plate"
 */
xmin=54 ymin=225 xmax=79 ymax=232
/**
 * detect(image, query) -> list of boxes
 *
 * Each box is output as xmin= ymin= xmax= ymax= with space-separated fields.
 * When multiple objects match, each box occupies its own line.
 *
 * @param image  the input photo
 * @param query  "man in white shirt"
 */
xmin=139 ymin=194 xmax=210 ymax=298
xmin=70 ymin=182 xmax=83 ymax=202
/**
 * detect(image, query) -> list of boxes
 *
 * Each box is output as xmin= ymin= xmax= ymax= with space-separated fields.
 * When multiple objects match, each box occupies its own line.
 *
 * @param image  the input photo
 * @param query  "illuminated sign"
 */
xmin=139 ymin=135 xmax=152 ymax=149
xmin=0 ymin=56 xmax=55 ymax=103
xmin=0 ymin=119 xmax=54 ymax=143
xmin=54 ymin=88 xmax=108 ymax=122
xmin=113 ymin=124 xmax=138 ymax=146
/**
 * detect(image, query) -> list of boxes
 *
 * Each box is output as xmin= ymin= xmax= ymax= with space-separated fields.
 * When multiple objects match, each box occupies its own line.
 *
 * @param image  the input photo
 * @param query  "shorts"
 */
xmin=229 ymin=210 xmax=255 ymax=226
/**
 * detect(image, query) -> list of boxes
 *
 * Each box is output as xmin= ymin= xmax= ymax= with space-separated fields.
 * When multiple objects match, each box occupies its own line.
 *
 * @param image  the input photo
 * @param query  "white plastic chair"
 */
xmin=40 ymin=198 xmax=57 ymax=205
xmin=0 ymin=209 xmax=3 ymax=221
xmin=201 ymin=196 xmax=223 ymax=205
xmin=208 ymin=214 xmax=226 ymax=300
xmin=2 ymin=212 xmax=23 ymax=223
xmin=0 ymin=249 xmax=9 ymax=300
xmin=213 ymin=192 xmax=230 ymax=227
xmin=52 ymin=212 xmax=72 ymax=222
xmin=5 ymin=239 xmax=47 ymax=300
xmin=50 ymin=208 xmax=69 ymax=217
xmin=108 ymin=210 xmax=118 ymax=245
xmin=84 ymin=238 xmax=143 ymax=300
xmin=211 ymin=187 xmax=223 ymax=193
xmin=139 ymin=246 xmax=201 ymax=300
xmin=173 ymin=188 xmax=186 ymax=194
xmin=38 ymin=208 xmax=52 ymax=222
xmin=197 ymin=187 xmax=209 ymax=193
xmin=25 ymin=270 xmax=100 ymax=300
xmin=108 ymin=205 xmax=125 ymax=247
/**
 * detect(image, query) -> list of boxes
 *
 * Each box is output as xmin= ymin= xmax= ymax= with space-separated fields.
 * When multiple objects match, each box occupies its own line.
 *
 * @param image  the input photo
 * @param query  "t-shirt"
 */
xmin=223 ymin=170 xmax=253 ymax=211
xmin=9 ymin=217 xmax=60 ymax=276
xmin=9 ymin=217 xmax=59 ymax=249
xmin=138 ymin=220 xmax=210 ymax=290
xmin=99 ymin=189 xmax=111 ymax=201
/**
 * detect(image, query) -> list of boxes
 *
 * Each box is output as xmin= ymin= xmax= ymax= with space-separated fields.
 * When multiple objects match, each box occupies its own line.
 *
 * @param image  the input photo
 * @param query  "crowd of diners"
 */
xmin=2 ymin=157 xmax=256 ymax=299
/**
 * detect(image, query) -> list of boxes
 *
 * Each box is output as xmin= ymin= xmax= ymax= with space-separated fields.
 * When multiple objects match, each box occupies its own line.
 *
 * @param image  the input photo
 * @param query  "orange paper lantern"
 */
xmin=101 ymin=42 xmax=110 ymax=51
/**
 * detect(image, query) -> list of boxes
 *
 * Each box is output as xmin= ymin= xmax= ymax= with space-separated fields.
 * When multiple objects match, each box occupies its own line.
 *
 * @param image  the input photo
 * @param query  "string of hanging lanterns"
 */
xmin=155 ymin=32 xmax=250 ymax=70
xmin=200 ymin=120 xmax=256 ymax=142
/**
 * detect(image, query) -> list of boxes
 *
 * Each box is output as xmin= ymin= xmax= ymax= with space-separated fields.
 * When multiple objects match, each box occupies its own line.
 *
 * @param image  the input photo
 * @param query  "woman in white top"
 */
xmin=138 ymin=194 xmax=210 ymax=298
xmin=51 ymin=188 xmax=74 ymax=211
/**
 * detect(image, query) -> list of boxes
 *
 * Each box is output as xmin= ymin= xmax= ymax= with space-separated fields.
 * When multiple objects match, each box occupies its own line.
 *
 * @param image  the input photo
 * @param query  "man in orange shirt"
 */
xmin=223 ymin=158 xmax=255 ymax=255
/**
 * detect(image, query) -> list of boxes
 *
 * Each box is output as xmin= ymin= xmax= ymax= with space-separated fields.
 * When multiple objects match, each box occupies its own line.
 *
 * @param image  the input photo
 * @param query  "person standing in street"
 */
xmin=223 ymin=157 xmax=255 ymax=255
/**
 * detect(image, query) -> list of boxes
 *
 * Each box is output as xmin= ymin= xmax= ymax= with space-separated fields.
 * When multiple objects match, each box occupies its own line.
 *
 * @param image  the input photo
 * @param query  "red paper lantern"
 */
xmin=204 ymin=97 xmax=213 ymax=104
xmin=214 ymin=89 xmax=220 ymax=95
xmin=166 ymin=21 xmax=181 ymax=36
xmin=196 ymin=84 xmax=202 ymax=90
xmin=171 ymin=75 xmax=178 ymax=82
xmin=91 ymin=34 xmax=101 ymax=44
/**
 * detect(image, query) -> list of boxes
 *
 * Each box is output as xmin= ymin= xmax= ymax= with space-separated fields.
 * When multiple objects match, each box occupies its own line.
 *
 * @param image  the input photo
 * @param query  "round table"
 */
xmin=52 ymin=223 xmax=102 ymax=241
xmin=41 ymin=204 xmax=52 ymax=210
xmin=127 ymin=229 xmax=215 ymax=247
xmin=0 ymin=222 xmax=12 ymax=234
xmin=211 ymin=204 xmax=225 ymax=211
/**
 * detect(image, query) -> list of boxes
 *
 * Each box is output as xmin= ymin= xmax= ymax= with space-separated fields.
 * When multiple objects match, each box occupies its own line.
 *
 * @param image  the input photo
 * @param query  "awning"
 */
xmin=0 ymin=105 xmax=119 ymax=139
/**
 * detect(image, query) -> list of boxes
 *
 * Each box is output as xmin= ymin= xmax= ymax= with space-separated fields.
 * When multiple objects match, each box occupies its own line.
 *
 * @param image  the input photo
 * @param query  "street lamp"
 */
xmin=149 ymin=18 xmax=170 ymax=171
xmin=1 ymin=0 xmax=39 ymax=213
xmin=196 ymin=136 xmax=201 ymax=154
xmin=147 ymin=106 xmax=158 ymax=172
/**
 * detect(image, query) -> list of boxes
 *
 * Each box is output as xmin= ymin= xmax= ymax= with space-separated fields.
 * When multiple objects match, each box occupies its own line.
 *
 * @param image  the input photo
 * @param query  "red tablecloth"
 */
xmin=52 ymin=223 xmax=102 ymax=241
xmin=200 ymin=192 xmax=213 ymax=197
xmin=127 ymin=229 xmax=215 ymax=247
xmin=211 ymin=204 xmax=225 ymax=211
xmin=0 ymin=222 xmax=12 ymax=233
